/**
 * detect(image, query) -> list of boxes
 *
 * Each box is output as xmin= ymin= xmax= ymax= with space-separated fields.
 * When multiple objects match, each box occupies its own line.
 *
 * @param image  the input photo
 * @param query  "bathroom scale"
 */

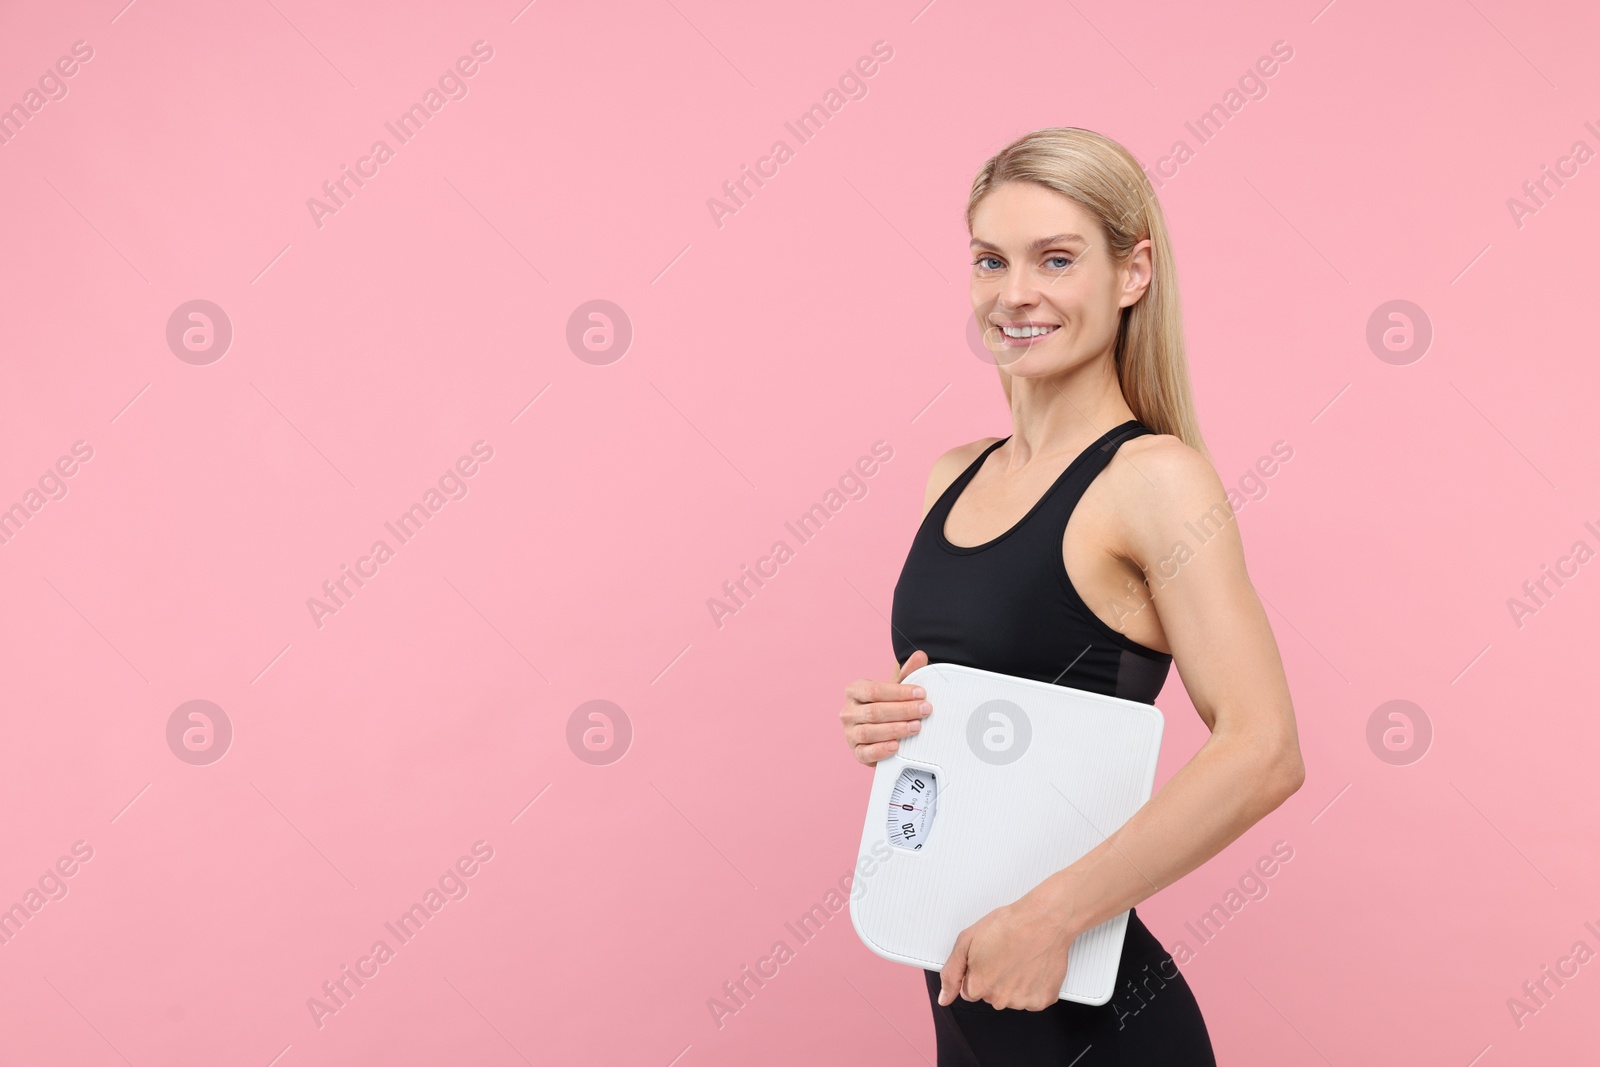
xmin=848 ymin=661 xmax=1165 ymax=1006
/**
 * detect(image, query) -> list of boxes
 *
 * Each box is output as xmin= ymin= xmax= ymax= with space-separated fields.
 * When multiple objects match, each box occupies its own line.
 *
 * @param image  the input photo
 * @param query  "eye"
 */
xmin=972 ymin=255 xmax=1003 ymax=271
xmin=1046 ymin=254 xmax=1075 ymax=269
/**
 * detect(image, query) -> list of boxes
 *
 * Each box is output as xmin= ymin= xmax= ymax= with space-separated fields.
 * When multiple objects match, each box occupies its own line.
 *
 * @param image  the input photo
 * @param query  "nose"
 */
xmin=994 ymin=267 xmax=1040 ymax=314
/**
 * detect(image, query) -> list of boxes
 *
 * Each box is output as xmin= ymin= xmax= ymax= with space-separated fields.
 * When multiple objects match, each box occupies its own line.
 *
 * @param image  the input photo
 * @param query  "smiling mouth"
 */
xmin=990 ymin=323 xmax=1060 ymax=348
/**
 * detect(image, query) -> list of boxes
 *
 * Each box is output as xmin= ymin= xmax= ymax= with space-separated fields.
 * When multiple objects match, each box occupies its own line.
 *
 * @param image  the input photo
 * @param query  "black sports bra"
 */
xmin=890 ymin=420 xmax=1171 ymax=704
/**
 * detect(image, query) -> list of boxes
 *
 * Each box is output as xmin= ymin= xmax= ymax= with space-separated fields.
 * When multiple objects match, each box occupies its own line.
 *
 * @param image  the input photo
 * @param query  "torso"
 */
xmin=898 ymin=436 xmax=1217 ymax=1060
xmin=937 ymin=431 xmax=1172 ymax=657
xmin=890 ymin=419 xmax=1175 ymax=705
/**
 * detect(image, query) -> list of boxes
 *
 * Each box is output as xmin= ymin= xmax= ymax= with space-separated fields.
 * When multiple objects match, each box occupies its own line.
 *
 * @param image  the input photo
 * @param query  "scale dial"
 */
xmin=886 ymin=766 xmax=937 ymax=850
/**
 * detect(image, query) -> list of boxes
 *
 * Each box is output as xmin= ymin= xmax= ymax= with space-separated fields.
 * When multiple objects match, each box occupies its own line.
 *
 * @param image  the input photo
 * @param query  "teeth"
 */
xmin=1000 ymin=325 xmax=1057 ymax=338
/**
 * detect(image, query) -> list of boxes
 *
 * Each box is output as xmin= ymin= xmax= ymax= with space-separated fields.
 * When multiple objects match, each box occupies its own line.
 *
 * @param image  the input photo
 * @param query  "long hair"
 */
xmin=967 ymin=127 xmax=1209 ymax=459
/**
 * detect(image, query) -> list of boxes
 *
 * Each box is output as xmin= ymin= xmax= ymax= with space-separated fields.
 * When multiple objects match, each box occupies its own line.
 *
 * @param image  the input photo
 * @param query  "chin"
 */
xmin=994 ymin=351 xmax=1069 ymax=378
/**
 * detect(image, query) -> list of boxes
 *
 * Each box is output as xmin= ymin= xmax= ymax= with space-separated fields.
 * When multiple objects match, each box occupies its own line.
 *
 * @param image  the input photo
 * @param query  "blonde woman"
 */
xmin=840 ymin=127 xmax=1304 ymax=1065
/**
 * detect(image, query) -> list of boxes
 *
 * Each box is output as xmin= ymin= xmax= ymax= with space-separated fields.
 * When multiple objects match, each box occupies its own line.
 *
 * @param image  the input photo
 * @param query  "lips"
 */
xmin=996 ymin=323 xmax=1059 ymax=338
xmin=989 ymin=322 xmax=1060 ymax=347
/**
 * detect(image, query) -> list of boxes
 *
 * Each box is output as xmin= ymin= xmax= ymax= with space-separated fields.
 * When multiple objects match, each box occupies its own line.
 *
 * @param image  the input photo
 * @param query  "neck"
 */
xmin=1002 ymin=354 xmax=1135 ymax=466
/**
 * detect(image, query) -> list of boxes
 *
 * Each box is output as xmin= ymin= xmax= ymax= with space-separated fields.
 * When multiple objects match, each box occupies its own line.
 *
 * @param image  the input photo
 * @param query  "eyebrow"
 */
xmin=969 ymin=233 xmax=1087 ymax=253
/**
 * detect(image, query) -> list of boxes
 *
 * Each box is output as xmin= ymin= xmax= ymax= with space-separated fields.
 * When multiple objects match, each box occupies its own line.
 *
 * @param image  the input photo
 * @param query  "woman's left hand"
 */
xmin=937 ymin=890 xmax=1079 ymax=1010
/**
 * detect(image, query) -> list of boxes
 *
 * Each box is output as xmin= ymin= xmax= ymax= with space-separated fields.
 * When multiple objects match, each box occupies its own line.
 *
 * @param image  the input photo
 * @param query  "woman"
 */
xmin=839 ymin=127 xmax=1305 ymax=1065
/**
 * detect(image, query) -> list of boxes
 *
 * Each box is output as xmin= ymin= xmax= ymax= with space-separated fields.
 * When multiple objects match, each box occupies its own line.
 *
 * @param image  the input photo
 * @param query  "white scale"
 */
xmin=849 ymin=662 xmax=1165 ymax=1006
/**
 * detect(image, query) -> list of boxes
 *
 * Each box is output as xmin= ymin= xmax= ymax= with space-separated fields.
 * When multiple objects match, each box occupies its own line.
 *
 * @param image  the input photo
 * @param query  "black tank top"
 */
xmin=891 ymin=420 xmax=1171 ymax=705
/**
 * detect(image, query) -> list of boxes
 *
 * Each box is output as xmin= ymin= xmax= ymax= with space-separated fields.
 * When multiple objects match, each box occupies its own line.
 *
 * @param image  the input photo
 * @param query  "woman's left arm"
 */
xmin=939 ymin=439 xmax=1305 ymax=1009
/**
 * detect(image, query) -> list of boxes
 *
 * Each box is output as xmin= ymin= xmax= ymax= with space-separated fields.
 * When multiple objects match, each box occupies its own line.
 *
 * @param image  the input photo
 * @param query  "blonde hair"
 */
xmin=968 ymin=127 xmax=1209 ymax=459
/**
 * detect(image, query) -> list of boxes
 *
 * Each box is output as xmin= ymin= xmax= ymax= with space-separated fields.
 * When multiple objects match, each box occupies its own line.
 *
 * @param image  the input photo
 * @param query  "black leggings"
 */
xmin=921 ymin=909 xmax=1216 ymax=1066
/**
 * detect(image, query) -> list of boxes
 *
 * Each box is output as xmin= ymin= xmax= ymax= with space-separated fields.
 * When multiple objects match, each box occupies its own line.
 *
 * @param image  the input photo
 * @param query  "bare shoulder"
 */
xmin=919 ymin=437 xmax=1002 ymax=521
xmin=1102 ymin=433 xmax=1234 ymax=557
xmin=1110 ymin=432 xmax=1221 ymax=494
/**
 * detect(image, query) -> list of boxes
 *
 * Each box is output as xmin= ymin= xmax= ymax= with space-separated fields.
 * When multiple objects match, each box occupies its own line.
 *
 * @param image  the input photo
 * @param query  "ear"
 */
xmin=1119 ymin=238 xmax=1154 ymax=309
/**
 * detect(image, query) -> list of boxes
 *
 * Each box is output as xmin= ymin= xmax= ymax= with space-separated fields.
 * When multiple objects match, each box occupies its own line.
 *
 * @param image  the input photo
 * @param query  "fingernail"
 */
xmin=912 ymin=686 xmax=925 ymax=698
xmin=908 ymin=720 xmax=921 ymax=733
xmin=920 ymin=702 xmax=932 ymax=715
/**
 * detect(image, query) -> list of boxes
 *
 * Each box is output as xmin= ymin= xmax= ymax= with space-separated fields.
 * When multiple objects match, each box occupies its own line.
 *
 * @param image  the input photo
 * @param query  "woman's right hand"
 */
xmin=840 ymin=649 xmax=934 ymax=766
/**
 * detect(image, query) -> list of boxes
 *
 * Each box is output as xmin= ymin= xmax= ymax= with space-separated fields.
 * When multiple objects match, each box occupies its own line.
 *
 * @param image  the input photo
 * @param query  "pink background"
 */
xmin=2 ymin=0 xmax=1597 ymax=1063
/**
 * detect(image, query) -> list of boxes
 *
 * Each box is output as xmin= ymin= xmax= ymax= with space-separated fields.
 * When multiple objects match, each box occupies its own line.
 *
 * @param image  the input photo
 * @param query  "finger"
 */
xmin=848 ymin=719 xmax=923 ymax=747
xmin=893 ymin=649 xmax=929 ymax=683
xmin=854 ymin=739 xmax=901 ymax=766
xmin=841 ymin=692 xmax=930 ymax=726
xmin=847 ymin=698 xmax=932 ymax=727
xmin=845 ymin=677 xmax=928 ymax=708
xmin=938 ymin=931 xmax=971 ymax=1006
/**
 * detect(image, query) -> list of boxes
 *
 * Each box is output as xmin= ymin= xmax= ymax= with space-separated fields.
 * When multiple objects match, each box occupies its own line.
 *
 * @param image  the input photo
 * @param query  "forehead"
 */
xmin=970 ymin=181 xmax=1100 ymax=250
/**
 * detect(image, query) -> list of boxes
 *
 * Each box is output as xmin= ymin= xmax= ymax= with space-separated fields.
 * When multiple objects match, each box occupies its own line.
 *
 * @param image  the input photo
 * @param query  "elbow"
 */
xmin=1264 ymin=737 xmax=1305 ymax=803
xmin=1215 ymin=715 xmax=1305 ymax=805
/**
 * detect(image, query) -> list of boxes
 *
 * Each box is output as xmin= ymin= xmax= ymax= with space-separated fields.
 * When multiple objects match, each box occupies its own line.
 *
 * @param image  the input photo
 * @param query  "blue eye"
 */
xmin=972 ymin=256 xmax=1002 ymax=270
xmin=1046 ymin=255 xmax=1074 ymax=269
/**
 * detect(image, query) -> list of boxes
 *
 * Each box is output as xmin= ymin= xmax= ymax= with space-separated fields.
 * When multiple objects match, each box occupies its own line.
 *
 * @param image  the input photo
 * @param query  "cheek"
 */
xmin=1086 ymin=292 xmax=1124 ymax=338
